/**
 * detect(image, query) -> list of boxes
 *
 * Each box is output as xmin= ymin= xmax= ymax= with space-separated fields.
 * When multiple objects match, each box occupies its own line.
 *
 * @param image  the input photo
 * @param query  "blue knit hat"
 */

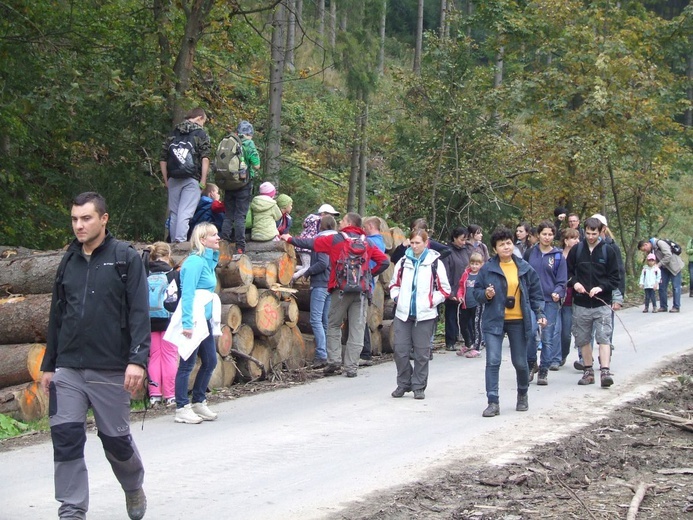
xmin=237 ymin=120 xmax=254 ymax=136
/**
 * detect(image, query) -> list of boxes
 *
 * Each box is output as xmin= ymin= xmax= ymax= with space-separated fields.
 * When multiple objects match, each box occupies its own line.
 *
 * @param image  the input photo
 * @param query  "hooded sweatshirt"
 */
xmin=249 ymin=195 xmax=282 ymax=241
xmin=159 ymin=120 xmax=211 ymax=180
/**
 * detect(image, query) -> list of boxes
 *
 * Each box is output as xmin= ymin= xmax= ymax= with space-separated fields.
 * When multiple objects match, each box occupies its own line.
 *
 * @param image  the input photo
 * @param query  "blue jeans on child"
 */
xmin=175 ymin=320 xmax=217 ymax=408
xmin=484 ymin=319 xmax=529 ymax=405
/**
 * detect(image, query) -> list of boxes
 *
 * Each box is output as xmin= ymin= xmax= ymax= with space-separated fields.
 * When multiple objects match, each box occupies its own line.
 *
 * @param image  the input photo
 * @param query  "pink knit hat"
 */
xmin=259 ymin=182 xmax=276 ymax=198
xmin=646 ymin=253 xmax=656 ymax=261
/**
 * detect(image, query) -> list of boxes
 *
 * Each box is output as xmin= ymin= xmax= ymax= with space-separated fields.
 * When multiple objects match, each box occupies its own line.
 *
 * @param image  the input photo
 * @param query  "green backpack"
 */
xmin=214 ymin=134 xmax=249 ymax=191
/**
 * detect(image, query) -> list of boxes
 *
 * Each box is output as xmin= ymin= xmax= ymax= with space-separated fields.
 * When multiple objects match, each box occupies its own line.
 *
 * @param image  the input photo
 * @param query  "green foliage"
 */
xmin=0 ymin=414 xmax=28 ymax=439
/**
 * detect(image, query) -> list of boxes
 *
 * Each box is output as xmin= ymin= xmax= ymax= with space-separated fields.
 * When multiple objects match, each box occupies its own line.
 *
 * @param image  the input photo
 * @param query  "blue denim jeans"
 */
xmin=659 ymin=266 xmax=681 ymax=310
xmin=309 ymin=287 xmax=330 ymax=360
xmin=527 ymin=301 xmax=560 ymax=368
xmin=175 ymin=320 xmax=217 ymax=408
xmin=560 ymin=305 xmax=573 ymax=362
xmin=484 ymin=319 xmax=529 ymax=404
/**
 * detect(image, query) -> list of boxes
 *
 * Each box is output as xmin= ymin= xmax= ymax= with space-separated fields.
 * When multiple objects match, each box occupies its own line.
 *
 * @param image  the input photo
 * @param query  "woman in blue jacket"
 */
xmin=174 ymin=223 xmax=220 ymax=424
xmin=474 ymin=227 xmax=546 ymax=417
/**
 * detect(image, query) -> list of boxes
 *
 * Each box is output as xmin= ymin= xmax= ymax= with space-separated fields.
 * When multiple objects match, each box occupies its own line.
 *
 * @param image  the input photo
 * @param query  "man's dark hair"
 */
xmin=185 ymin=107 xmax=206 ymax=120
xmin=568 ymin=213 xmax=580 ymax=220
xmin=490 ymin=227 xmax=514 ymax=248
xmin=536 ymin=220 xmax=556 ymax=236
xmin=344 ymin=212 xmax=362 ymax=228
xmin=320 ymin=215 xmax=336 ymax=231
xmin=73 ymin=192 xmax=107 ymax=216
xmin=583 ymin=217 xmax=603 ymax=232
xmin=451 ymin=226 xmax=467 ymax=240
xmin=637 ymin=239 xmax=650 ymax=250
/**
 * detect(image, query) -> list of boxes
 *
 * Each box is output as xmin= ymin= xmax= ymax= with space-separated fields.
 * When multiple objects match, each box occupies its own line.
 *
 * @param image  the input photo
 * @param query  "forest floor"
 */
xmin=2 ymin=352 xmax=692 ymax=520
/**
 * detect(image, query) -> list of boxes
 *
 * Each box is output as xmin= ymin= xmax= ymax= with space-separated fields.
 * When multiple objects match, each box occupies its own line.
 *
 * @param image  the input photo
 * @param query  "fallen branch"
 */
xmin=229 ymin=348 xmax=267 ymax=380
xmin=554 ymin=475 xmax=598 ymax=520
xmin=632 ymin=407 xmax=693 ymax=433
xmin=626 ymin=482 xmax=654 ymax=520
xmin=656 ymin=468 xmax=693 ymax=475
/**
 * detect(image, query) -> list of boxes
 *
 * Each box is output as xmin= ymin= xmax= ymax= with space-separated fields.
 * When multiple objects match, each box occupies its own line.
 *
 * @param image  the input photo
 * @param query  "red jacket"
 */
xmin=289 ymin=225 xmax=390 ymax=291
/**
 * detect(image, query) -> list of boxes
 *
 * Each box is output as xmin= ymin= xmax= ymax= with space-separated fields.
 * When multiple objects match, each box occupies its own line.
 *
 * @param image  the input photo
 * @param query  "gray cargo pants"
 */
xmin=48 ymin=368 xmax=144 ymax=519
xmin=326 ymin=291 xmax=368 ymax=372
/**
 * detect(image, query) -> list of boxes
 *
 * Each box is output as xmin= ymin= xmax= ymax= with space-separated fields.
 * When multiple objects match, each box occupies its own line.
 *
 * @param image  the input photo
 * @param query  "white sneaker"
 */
xmin=149 ymin=396 xmax=161 ymax=408
xmin=191 ymin=400 xmax=218 ymax=421
xmin=174 ymin=404 xmax=203 ymax=424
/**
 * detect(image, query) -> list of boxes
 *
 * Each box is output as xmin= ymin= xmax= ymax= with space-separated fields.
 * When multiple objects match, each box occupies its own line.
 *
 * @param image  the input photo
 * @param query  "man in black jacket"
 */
xmin=566 ymin=217 xmax=620 ymax=388
xmin=40 ymin=192 xmax=150 ymax=520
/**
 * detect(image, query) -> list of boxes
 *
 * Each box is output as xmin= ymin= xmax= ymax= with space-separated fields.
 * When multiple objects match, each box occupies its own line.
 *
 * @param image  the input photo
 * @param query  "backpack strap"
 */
xmin=55 ymin=250 xmax=75 ymax=313
xmin=115 ymin=241 xmax=134 ymax=328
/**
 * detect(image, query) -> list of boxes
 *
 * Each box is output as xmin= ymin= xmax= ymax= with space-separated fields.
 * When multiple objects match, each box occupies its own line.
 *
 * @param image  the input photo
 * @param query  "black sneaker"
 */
xmin=125 ymin=488 xmax=147 ymax=520
xmin=482 ymin=403 xmax=500 ymax=417
xmin=516 ymin=393 xmax=528 ymax=412
xmin=323 ymin=363 xmax=341 ymax=375
xmin=345 ymin=370 xmax=357 ymax=378
xmin=391 ymin=386 xmax=411 ymax=398
xmin=413 ymin=389 xmax=425 ymax=400
xmin=311 ymin=358 xmax=327 ymax=369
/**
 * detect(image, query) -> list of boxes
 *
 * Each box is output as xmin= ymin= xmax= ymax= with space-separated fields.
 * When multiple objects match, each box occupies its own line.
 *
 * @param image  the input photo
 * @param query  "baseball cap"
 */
xmin=591 ymin=213 xmax=608 ymax=227
xmin=646 ymin=253 xmax=656 ymax=261
xmin=317 ymin=203 xmax=340 ymax=216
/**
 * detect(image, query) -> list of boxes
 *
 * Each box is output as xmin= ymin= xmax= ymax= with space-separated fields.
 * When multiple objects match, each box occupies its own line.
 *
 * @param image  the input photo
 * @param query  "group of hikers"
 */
xmin=36 ymin=107 xmax=690 ymax=520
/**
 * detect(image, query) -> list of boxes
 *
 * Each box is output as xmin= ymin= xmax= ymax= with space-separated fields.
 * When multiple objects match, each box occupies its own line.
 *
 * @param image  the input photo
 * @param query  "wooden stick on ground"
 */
xmin=626 ymin=482 xmax=654 ymax=520
xmin=632 ymin=407 xmax=693 ymax=433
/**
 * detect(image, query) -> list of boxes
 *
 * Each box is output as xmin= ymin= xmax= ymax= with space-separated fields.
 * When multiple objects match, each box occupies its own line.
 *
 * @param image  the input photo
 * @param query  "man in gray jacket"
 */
xmin=638 ymin=237 xmax=685 ymax=312
xmin=41 ymin=192 xmax=150 ymax=520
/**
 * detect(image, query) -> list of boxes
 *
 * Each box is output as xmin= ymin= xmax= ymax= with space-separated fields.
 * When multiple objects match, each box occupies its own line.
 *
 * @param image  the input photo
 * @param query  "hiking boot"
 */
xmin=391 ymin=386 xmax=411 ymax=398
xmin=482 ymin=403 xmax=500 ymax=417
xmin=358 ymin=358 xmax=373 ymax=366
xmin=125 ymin=488 xmax=147 ymax=520
xmin=578 ymin=368 xmax=595 ymax=386
xmin=573 ymin=360 xmax=584 ymax=371
xmin=669 ymin=308 xmax=680 ymax=313
xmin=537 ymin=368 xmax=548 ymax=386
xmin=311 ymin=358 xmax=327 ymax=369
xmin=560 ymin=356 xmax=567 ymax=367
xmin=323 ymin=363 xmax=341 ymax=375
xmin=413 ymin=389 xmax=425 ymax=400
xmin=528 ymin=361 xmax=539 ymax=383
xmin=345 ymin=370 xmax=357 ymax=378
xmin=191 ymin=400 xmax=218 ymax=421
xmin=656 ymin=308 xmax=668 ymax=312
xmin=516 ymin=393 xmax=528 ymax=412
xmin=445 ymin=344 xmax=457 ymax=352
xmin=642 ymin=308 xmax=649 ymax=313
xmin=549 ymin=363 xmax=560 ymax=371
xmin=600 ymin=368 xmax=614 ymax=388
xmin=174 ymin=404 xmax=203 ymax=424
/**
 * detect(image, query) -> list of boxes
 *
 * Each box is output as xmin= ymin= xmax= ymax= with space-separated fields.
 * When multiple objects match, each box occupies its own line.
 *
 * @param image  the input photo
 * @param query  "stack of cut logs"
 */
xmin=0 ymin=225 xmax=405 ymax=423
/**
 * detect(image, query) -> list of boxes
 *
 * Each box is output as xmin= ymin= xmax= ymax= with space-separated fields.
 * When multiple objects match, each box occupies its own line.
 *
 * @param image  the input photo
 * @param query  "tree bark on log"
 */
xmin=0 ymin=343 xmax=45 ymax=387
xmin=383 ymin=298 xmax=396 ymax=320
xmin=220 ymin=356 xmax=238 ymax=387
xmin=245 ymin=240 xmax=296 ymax=258
xmin=0 ymin=381 xmax=48 ymax=422
xmin=297 ymin=310 xmax=313 ymax=334
xmin=217 ymin=326 xmax=233 ymax=357
xmin=286 ymin=325 xmax=306 ymax=369
xmin=0 ymin=252 xmax=65 ymax=295
xmin=241 ymin=290 xmax=284 ymax=336
xmin=381 ymin=319 xmax=394 ymax=354
xmin=246 ymin=252 xmax=295 ymax=285
xmin=216 ymin=255 xmax=254 ymax=287
xmin=264 ymin=324 xmax=293 ymax=351
xmin=293 ymin=286 xmax=311 ymax=312
xmin=228 ymin=323 xmax=254 ymax=358
xmin=236 ymin=339 xmax=271 ymax=381
xmin=281 ymin=298 xmax=299 ymax=328
xmin=370 ymin=329 xmax=383 ymax=356
xmin=208 ymin=353 xmax=225 ymax=390
xmin=0 ymin=294 xmax=51 ymax=344
xmin=221 ymin=304 xmax=242 ymax=332
xmin=302 ymin=333 xmax=316 ymax=361
xmin=0 ymin=245 xmax=50 ymax=259
xmin=367 ymin=304 xmax=383 ymax=333
xmin=218 ymin=285 xmax=259 ymax=308
xmin=252 ymin=262 xmax=278 ymax=288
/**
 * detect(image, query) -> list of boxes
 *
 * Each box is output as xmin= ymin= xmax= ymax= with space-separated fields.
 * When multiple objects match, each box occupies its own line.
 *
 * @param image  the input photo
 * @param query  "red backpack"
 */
xmin=334 ymin=233 xmax=372 ymax=297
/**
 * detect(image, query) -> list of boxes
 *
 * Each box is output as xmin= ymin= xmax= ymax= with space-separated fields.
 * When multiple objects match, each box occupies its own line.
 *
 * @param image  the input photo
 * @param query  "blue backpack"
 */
xmin=148 ymin=271 xmax=172 ymax=319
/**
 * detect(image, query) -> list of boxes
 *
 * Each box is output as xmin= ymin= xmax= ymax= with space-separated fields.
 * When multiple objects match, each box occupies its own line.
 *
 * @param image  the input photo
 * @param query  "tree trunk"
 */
xmin=216 ymin=255 xmax=254 ymax=287
xmin=0 ymin=343 xmax=46 ymax=388
xmin=221 ymin=304 xmax=243 ymax=332
xmin=381 ymin=319 xmax=394 ymax=353
xmin=686 ymin=51 xmax=692 ymax=128
xmin=241 ymin=290 xmax=284 ymax=336
xmin=281 ymin=298 xmax=299 ymax=327
xmin=358 ymin=102 xmax=369 ymax=216
xmin=246 ymin=240 xmax=296 ymax=257
xmin=0 ymin=252 xmax=66 ymax=295
xmin=285 ymin=0 xmax=296 ymax=73
xmin=219 ymin=356 xmax=238 ymax=387
xmin=218 ymin=285 xmax=259 ymax=308
xmin=286 ymin=325 xmax=306 ymax=369
xmin=217 ymin=326 xmax=233 ymax=357
xmin=465 ymin=1 xmax=473 ymax=39
xmin=237 ymin=339 xmax=271 ymax=381
xmin=329 ymin=0 xmax=337 ymax=48
xmin=0 ymin=294 xmax=51 ymax=344
xmin=317 ymin=0 xmax=325 ymax=41
xmin=267 ymin=1 xmax=287 ymax=178
xmin=248 ymin=252 xmax=295 ymax=285
xmin=302 ymin=333 xmax=316 ymax=361
xmin=439 ymin=0 xmax=447 ymax=39
xmin=413 ymin=0 xmax=424 ymax=75
xmin=378 ymin=0 xmax=386 ymax=75
xmin=232 ymin=323 xmax=255 ymax=356
xmin=347 ymin=100 xmax=361 ymax=212
xmin=0 ymin=381 xmax=48 ymax=422
xmin=252 ymin=261 xmax=279 ymax=289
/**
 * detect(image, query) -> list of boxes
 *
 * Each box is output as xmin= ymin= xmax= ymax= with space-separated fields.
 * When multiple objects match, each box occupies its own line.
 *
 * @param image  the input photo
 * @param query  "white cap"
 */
xmin=317 ymin=203 xmax=340 ymax=216
xmin=590 ymin=213 xmax=608 ymax=227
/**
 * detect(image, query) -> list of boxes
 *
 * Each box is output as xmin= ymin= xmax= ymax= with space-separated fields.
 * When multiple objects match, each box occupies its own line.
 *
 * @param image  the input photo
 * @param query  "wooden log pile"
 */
xmin=0 ymin=227 xmax=404 ymax=421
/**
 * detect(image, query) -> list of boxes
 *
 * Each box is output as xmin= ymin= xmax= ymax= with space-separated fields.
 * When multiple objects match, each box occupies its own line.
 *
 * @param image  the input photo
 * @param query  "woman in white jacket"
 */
xmin=389 ymin=229 xmax=451 ymax=400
